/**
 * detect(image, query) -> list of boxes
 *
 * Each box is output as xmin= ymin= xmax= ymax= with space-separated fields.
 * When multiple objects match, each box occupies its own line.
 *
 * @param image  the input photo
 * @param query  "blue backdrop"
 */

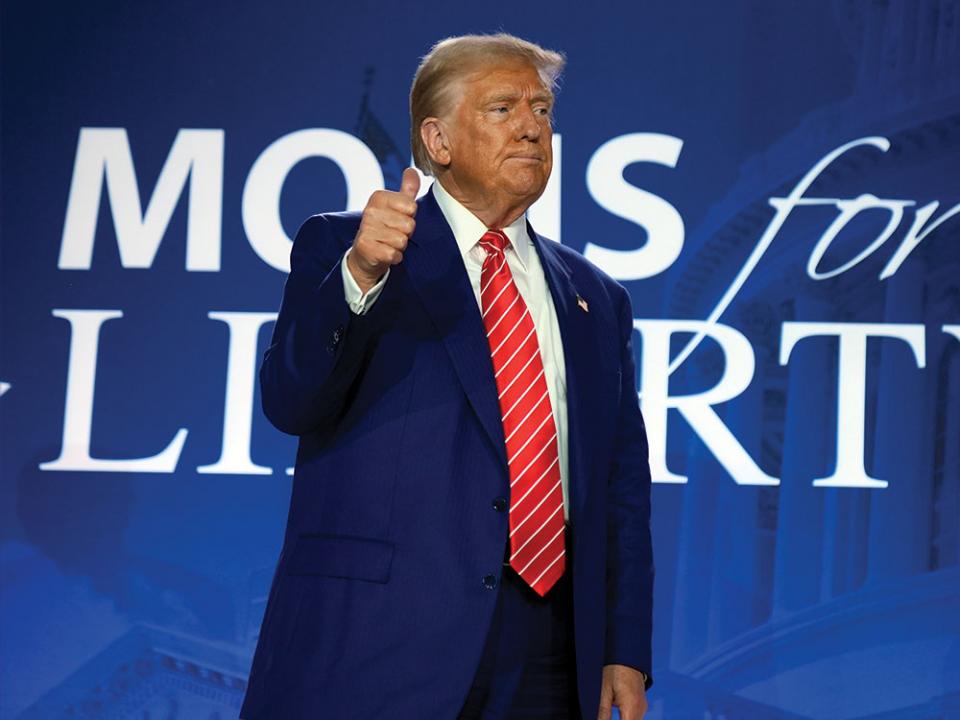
xmin=2 ymin=1 xmax=959 ymax=718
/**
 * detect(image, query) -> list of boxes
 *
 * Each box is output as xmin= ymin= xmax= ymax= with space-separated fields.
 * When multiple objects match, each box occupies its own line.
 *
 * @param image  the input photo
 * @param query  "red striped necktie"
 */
xmin=478 ymin=229 xmax=565 ymax=597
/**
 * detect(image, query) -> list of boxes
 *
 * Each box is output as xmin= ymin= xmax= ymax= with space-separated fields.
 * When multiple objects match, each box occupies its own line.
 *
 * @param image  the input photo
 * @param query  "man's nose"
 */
xmin=513 ymin=104 xmax=542 ymax=141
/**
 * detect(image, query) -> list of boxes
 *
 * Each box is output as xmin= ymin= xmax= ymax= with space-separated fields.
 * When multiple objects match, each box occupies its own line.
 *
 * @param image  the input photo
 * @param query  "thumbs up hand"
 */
xmin=347 ymin=167 xmax=421 ymax=292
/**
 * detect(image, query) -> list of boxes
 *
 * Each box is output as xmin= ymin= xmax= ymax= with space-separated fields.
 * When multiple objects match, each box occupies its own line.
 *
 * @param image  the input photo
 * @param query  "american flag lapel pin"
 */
xmin=576 ymin=294 xmax=589 ymax=313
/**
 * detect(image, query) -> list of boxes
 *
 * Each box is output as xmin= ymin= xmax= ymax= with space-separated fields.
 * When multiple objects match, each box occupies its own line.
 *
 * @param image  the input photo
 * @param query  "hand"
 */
xmin=348 ymin=167 xmax=420 ymax=293
xmin=597 ymin=664 xmax=647 ymax=720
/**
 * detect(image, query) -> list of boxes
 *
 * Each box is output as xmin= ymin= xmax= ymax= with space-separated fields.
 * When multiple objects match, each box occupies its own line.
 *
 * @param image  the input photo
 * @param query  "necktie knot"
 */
xmin=479 ymin=229 xmax=509 ymax=257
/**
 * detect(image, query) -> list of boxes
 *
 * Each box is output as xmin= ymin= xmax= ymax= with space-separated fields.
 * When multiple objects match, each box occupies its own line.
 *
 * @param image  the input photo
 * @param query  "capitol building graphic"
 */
xmin=660 ymin=2 xmax=960 ymax=717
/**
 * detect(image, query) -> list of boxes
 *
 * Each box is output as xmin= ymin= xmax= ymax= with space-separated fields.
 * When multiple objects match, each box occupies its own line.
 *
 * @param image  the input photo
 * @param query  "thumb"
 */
xmin=400 ymin=167 xmax=421 ymax=199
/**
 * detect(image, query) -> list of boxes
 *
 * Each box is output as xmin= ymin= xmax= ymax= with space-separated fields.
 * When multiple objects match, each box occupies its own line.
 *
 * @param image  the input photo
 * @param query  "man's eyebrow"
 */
xmin=482 ymin=91 xmax=522 ymax=104
xmin=481 ymin=91 xmax=555 ymax=105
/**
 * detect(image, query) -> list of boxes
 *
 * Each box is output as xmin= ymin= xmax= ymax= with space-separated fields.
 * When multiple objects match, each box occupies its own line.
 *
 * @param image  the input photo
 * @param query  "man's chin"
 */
xmin=503 ymin=175 xmax=549 ymax=202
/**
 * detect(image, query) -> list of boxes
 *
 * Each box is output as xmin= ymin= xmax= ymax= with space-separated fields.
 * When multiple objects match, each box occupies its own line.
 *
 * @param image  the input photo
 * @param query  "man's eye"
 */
xmin=493 ymin=106 xmax=509 ymax=113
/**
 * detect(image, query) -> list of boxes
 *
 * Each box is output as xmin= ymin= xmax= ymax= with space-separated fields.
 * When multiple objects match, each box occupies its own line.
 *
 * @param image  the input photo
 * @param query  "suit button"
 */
xmin=327 ymin=325 xmax=345 ymax=354
xmin=492 ymin=497 xmax=507 ymax=512
xmin=482 ymin=574 xmax=498 ymax=590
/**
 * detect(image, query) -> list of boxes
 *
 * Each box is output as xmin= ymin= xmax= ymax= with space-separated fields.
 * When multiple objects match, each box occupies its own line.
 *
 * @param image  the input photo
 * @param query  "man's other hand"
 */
xmin=597 ymin=664 xmax=647 ymax=720
xmin=348 ymin=167 xmax=421 ymax=293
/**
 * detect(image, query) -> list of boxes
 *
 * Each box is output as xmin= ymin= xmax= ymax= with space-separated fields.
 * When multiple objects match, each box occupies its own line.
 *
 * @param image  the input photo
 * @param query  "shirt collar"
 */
xmin=431 ymin=179 xmax=530 ymax=270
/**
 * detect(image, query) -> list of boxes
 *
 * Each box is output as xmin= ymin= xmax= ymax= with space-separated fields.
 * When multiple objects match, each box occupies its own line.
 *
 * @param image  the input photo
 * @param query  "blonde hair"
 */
xmin=409 ymin=33 xmax=566 ymax=175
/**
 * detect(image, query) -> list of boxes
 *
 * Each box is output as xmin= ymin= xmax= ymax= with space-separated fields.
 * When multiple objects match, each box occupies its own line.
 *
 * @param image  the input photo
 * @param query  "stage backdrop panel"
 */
xmin=2 ymin=1 xmax=958 ymax=718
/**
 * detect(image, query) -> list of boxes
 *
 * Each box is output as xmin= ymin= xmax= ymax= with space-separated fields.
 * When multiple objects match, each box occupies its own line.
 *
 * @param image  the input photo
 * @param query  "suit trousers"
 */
xmin=458 ymin=531 xmax=580 ymax=720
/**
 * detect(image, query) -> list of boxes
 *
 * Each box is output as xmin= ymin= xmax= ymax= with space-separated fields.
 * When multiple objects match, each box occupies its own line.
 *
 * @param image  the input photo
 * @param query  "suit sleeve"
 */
xmin=259 ymin=214 xmax=384 ymax=436
xmin=604 ymin=283 xmax=655 ymax=690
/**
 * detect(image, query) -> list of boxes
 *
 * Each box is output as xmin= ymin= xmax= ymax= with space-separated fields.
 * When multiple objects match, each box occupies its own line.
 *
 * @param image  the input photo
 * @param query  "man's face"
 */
xmin=443 ymin=63 xmax=554 ymax=216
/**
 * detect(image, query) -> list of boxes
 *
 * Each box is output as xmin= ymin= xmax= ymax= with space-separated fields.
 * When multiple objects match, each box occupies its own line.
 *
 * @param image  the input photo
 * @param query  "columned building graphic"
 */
xmin=657 ymin=2 xmax=960 ymax=718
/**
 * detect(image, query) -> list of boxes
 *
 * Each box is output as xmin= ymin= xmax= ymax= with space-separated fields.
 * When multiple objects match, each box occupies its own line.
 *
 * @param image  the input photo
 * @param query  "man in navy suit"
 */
xmin=241 ymin=33 xmax=654 ymax=719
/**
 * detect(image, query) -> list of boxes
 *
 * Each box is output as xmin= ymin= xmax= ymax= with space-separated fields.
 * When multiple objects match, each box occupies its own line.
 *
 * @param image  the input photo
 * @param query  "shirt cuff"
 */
xmin=342 ymin=247 xmax=389 ymax=315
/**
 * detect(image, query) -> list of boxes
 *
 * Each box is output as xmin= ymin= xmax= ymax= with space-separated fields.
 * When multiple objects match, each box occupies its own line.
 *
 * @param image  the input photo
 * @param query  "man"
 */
xmin=241 ymin=33 xmax=654 ymax=720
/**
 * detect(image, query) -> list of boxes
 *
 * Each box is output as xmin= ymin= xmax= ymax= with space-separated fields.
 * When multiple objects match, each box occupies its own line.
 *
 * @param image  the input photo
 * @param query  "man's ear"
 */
xmin=420 ymin=118 xmax=452 ymax=169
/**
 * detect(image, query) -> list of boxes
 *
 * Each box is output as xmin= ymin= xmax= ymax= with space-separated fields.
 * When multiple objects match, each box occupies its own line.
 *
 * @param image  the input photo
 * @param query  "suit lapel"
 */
xmin=402 ymin=191 xmax=596 ymax=519
xmin=527 ymin=224 xmax=592 ymax=523
xmin=402 ymin=189 xmax=508 ymax=471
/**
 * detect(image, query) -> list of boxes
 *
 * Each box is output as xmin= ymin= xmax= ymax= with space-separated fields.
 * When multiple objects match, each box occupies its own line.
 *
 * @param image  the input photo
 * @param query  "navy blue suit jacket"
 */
xmin=241 ymin=188 xmax=654 ymax=719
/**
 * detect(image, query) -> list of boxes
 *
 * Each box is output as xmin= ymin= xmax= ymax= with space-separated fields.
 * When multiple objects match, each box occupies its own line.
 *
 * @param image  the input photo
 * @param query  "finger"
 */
xmin=366 ymin=233 xmax=406 ymax=261
xmin=399 ymin=166 xmax=421 ymax=199
xmin=353 ymin=229 xmax=402 ymax=268
xmin=373 ymin=228 xmax=409 ymax=252
xmin=379 ymin=193 xmax=418 ymax=217
xmin=597 ymin=687 xmax=613 ymax=720
xmin=361 ymin=242 xmax=401 ymax=267
xmin=367 ymin=190 xmax=417 ymax=218
xmin=616 ymin=692 xmax=646 ymax=720
xmin=368 ymin=206 xmax=415 ymax=236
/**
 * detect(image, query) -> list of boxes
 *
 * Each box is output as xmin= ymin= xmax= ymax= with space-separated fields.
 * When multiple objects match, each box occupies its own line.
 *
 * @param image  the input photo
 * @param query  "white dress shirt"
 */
xmin=341 ymin=181 xmax=570 ymax=519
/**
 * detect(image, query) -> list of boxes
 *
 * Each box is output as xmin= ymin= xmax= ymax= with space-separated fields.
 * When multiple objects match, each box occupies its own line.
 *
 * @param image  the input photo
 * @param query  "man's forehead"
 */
xmin=461 ymin=63 xmax=553 ymax=97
